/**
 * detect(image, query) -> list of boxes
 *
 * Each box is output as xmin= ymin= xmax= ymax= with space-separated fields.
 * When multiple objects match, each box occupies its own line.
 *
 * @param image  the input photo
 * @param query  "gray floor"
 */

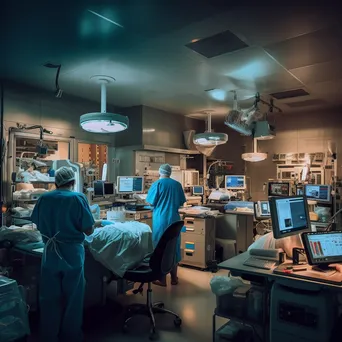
xmin=29 ymin=267 xmax=227 ymax=341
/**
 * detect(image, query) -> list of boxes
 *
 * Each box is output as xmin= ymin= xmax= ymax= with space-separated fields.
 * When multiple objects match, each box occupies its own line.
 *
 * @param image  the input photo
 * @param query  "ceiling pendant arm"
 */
xmin=101 ymin=83 xmax=107 ymax=113
xmin=207 ymin=113 xmax=212 ymax=132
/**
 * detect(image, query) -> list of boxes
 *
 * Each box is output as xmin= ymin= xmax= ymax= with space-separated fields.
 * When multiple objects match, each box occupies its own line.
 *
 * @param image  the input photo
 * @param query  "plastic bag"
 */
xmin=0 ymin=276 xmax=30 ymax=341
xmin=210 ymin=276 xmax=244 ymax=296
xmin=90 ymin=204 xmax=100 ymax=220
xmin=0 ymin=226 xmax=42 ymax=243
xmin=315 ymin=207 xmax=331 ymax=223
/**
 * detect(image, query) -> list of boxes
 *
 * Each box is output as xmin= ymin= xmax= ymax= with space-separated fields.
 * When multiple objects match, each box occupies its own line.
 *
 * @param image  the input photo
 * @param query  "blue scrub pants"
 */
xmin=39 ymin=247 xmax=85 ymax=342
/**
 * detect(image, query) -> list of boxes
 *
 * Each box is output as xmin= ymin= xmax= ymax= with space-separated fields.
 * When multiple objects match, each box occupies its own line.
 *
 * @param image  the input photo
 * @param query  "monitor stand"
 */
xmin=311 ymin=264 xmax=336 ymax=274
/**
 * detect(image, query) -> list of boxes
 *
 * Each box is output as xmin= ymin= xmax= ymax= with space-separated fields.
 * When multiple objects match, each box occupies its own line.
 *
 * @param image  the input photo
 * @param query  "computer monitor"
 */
xmin=254 ymin=201 xmax=271 ymax=219
xmin=304 ymin=184 xmax=331 ymax=203
xmin=268 ymin=182 xmax=290 ymax=197
xmin=192 ymin=186 xmax=204 ymax=196
xmin=104 ymin=182 xmax=115 ymax=196
xmin=225 ymin=175 xmax=246 ymax=190
xmin=302 ymin=231 xmax=342 ymax=267
xmin=269 ymin=196 xmax=311 ymax=239
xmin=93 ymin=181 xmax=104 ymax=197
xmin=93 ymin=181 xmax=115 ymax=197
xmin=117 ymin=176 xmax=144 ymax=194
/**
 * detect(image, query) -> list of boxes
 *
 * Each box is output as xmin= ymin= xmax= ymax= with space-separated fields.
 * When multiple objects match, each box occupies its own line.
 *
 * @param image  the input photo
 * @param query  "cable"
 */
xmin=324 ymin=207 xmax=342 ymax=231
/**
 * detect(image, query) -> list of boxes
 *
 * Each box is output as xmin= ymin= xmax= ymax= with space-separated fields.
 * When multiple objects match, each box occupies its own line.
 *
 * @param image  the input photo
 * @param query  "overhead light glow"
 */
xmin=227 ymin=61 xmax=266 ymax=80
xmin=80 ymin=113 xmax=128 ymax=133
xmin=143 ymin=128 xmax=156 ymax=133
xmin=241 ymin=152 xmax=267 ymax=162
xmin=87 ymin=9 xmax=124 ymax=28
xmin=206 ymin=89 xmax=226 ymax=101
xmin=191 ymin=38 xmax=200 ymax=43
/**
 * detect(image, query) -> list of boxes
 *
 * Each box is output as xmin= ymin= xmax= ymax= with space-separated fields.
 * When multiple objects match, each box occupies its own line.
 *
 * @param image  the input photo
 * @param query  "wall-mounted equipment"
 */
xmin=80 ymin=75 xmax=129 ymax=133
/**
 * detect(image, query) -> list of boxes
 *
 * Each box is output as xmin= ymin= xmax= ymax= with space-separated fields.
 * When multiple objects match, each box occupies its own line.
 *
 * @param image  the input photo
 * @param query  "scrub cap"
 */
xmin=55 ymin=166 xmax=75 ymax=187
xmin=159 ymin=164 xmax=172 ymax=177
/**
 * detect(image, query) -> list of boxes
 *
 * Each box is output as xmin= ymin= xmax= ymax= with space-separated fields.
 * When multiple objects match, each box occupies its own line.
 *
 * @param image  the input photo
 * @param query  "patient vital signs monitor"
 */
xmin=270 ymin=196 xmax=311 ymax=239
xmin=254 ymin=201 xmax=271 ymax=219
xmin=304 ymin=184 xmax=331 ymax=203
xmin=117 ymin=176 xmax=144 ymax=194
xmin=225 ymin=175 xmax=246 ymax=190
xmin=302 ymin=231 xmax=342 ymax=267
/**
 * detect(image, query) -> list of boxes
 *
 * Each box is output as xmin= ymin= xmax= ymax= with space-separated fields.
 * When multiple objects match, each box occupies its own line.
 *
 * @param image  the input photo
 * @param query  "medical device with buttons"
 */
xmin=254 ymin=201 xmax=271 ymax=219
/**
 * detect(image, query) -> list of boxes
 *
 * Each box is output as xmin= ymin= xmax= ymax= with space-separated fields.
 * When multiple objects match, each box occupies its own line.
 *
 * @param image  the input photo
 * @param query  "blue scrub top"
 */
xmin=147 ymin=178 xmax=186 ymax=262
xmin=31 ymin=189 xmax=95 ymax=244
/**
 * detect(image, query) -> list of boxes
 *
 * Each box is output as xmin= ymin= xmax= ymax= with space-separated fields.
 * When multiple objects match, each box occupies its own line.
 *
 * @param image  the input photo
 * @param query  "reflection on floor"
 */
xmin=28 ymin=267 xmax=227 ymax=341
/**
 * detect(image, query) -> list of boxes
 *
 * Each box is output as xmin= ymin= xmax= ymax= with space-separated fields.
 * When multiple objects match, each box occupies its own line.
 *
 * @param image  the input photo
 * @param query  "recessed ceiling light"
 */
xmin=191 ymin=38 xmax=200 ymax=43
xmin=87 ymin=9 xmax=123 ymax=28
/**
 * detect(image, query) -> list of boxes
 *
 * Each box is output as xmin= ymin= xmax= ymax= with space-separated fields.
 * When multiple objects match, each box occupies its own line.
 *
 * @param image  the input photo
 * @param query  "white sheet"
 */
xmin=86 ymin=221 xmax=152 ymax=277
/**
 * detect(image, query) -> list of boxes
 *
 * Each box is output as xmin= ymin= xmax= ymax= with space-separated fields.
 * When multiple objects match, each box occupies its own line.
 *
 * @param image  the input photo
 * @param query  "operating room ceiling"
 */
xmin=1 ymin=1 xmax=342 ymax=118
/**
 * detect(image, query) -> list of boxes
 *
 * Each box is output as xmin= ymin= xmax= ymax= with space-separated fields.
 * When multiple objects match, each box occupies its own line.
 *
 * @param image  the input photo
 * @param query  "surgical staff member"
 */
xmin=31 ymin=166 xmax=95 ymax=342
xmin=147 ymin=164 xmax=186 ymax=286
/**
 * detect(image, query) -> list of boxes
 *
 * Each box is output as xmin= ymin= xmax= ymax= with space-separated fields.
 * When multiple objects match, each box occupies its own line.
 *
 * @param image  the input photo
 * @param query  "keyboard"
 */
xmin=243 ymin=256 xmax=276 ymax=270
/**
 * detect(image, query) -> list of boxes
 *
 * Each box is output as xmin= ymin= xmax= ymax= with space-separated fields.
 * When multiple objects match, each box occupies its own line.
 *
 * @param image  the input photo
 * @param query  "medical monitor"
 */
xmin=192 ymin=186 xmax=204 ymax=196
xmin=254 ymin=201 xmax=271 ymax=219
xmin=225 ymin=175 xmax=246 ymax=190
xmin=270 ymin=196 xmax=311 ymax=239
xmin=93 ymin=181 xmax=104 ymax=197
xmin=302 ymin=231 xmax=342 ymax=266
xmin=104 ymin=182 xmax=115 ymax=196
xmin=304 ymin=184 xmax=331 ymax=203
xmin=268 ymin=182 xmax=290 ymax=197
xmin=117 ymin=176 xmax=144 ymax=194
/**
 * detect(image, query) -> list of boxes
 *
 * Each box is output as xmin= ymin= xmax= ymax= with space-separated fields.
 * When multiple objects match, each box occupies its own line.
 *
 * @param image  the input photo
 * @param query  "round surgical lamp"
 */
xmin=193 ymin=112 xmax=228 ymax=147
xmin=242 ymin=139 xmax=267 ymax=162
xmin=80 ymin=75 xmax=129 ymax=133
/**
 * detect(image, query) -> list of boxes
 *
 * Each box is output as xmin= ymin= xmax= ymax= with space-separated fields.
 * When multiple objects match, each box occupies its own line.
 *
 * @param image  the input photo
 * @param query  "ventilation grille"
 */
xmin=270 ymin=89 xmax=309 ymax=100
xmin=286 ymin=99 xmax=327 ymax=108
xmin=185 ymin=30 xmax=248 ymax=58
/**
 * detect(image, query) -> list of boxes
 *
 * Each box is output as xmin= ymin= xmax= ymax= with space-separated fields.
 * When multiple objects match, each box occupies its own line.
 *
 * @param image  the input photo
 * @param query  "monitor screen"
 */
xmin=305 ymin=184 xmax=331 ymax=203
xmin=302 ymin=231 xmax=342 ymax=265
xmin=254 ymin=201 xmax=270 ymax=219
xmin=104 ymin=182 xmax=115 ymax=196
xmin=117 ymin=176 xmax=144 ymax=194
xmin=268 ymin=182 xmax=290 ymax=197
xmin=93 ymin=181 xmax=104 ymax=197
xmin=225 ymin=175 xmax=246 ymax=190
xmin=193 ymin=186 xmax=204 ymax=195
xmin=270 ymin=196 xmax=311 ymax=239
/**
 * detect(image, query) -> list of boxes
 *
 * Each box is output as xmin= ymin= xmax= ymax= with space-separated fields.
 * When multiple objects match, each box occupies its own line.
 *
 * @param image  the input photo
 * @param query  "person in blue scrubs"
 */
xmin=31 ymin=166 xmax=95 ymax=342
xmin=147 ymin=164 xmax=186 ymax=286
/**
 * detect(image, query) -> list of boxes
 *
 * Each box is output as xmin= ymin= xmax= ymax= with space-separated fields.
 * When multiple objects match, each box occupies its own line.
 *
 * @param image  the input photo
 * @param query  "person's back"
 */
xmin=31 ymin=166 xmax=94 ymax=342
xmin=35 ymin=190 xmax=90 ymax=244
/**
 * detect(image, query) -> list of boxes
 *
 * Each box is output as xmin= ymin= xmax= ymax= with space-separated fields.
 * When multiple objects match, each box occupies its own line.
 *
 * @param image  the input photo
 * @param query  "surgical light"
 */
xmin=193 ymin=112 xmax=228 ymax=147
xmin=242 ymin=139 xmax=267 ymax=162
xmin=80 ymin=75 xmax=128 ymax=134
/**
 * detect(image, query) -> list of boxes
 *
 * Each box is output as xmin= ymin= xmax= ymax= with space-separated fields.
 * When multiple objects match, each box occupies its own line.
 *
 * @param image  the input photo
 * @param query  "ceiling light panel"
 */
xmin=286 ymin=99 xmax=327 ymax=108
xmin=185 ymin=29 xmax=248 ymax=58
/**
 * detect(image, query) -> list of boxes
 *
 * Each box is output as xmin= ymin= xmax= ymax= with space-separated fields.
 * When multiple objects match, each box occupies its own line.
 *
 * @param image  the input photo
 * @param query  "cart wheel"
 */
xmin=174 ymin=317 xmax=182 ymax=327
xmin=155 ymin=302 xmax=164 ymax=309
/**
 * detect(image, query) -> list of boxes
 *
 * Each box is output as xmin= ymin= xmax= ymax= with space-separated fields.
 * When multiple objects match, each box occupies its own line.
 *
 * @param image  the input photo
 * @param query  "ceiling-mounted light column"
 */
xmin=242 ymin=138 xmax=267 ymax=162
xmin=80 ymin=75 xmax=129 ymax=133
xmin=193 ymin=112 xmax=228 ymax=147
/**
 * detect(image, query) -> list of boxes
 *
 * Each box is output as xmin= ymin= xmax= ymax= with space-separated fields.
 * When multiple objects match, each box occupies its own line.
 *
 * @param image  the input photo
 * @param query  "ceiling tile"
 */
xmin=264 ymin=26 xmax=342 ymax=70
xmin=290 ymin=60 xmax=342 ymax=84
xmin=224 ymin=6 xmax=338 ymax=46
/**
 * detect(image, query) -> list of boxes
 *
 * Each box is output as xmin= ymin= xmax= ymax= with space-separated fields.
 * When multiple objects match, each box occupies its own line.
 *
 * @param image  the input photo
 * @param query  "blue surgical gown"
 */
xmin=146 ymin=178 xmax=186 ymax=263
xmin=31 ymin=189 xmax=94 ymax=342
